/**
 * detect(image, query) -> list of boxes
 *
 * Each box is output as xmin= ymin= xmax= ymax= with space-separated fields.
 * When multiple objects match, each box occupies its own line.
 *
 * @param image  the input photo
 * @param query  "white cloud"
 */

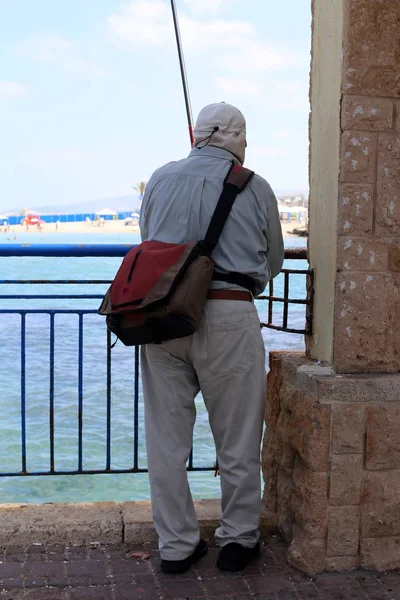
xmin=183 ymin=0 xmax=232 ymax=15
xmin=24 ymin=149 xmax=90 ymax=170
xmin=248 ymin=146 xmax=288 ymax=159
xmin=108 ymin=1 xmax=172 ymax=47
xmin=216 ymin=77 xmax=261 ymax=95
xmin=272 ymin=131 xmax=289 ymax=140
xmin=15 ymin=35 xmax=106 ymax=77
xmin=109 ymin=0 xmax=300 ymax=73
xmin=0 ymin=80 xmax=27 ymax=98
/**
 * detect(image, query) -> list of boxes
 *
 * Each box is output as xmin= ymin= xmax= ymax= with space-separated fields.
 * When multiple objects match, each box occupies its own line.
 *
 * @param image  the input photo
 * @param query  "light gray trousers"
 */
xmin=140 ymin=300 xmax=266 ymax=560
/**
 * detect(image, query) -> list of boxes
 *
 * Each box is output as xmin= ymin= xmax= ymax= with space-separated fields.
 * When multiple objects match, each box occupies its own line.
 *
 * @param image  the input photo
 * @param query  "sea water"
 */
xmin=0 ymin=232 xmax=307 ymax=503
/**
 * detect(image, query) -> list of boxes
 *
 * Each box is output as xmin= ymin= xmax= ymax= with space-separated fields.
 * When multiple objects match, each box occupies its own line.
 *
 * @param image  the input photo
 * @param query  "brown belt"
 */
xmin=207 ymin=290 xmax=253 ymax=302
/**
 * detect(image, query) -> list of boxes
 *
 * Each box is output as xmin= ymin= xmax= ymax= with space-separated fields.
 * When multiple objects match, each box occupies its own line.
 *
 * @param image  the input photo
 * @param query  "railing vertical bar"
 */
xmin=78 ymin=314 xmax=83 ymax=472
xmin=283 ymin=272 xmax=289 ymax=328
xmin=106 ymin=329 xmax=112 ymax=471
xmin=188 ymin=448 xmax=193 ymax=469
xmin=49 ymin=314 xmax=55 ymax=473
xmin=268 ymin=279 xmax=274 ymax=325
xmin=20 ymin=313 xmax=27 ymax=473
xmin=134 ymin=346 xmax=139 ymax=470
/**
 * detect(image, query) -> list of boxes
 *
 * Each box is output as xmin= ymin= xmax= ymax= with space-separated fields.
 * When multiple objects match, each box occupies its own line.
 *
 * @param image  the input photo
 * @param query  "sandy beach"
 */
xmin=1 ymin=220 xmax=306 ymax=238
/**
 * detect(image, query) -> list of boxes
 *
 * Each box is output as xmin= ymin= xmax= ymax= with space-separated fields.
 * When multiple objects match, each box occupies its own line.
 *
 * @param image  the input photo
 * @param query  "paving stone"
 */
xmin=68 ymin=586 xmax=112 ymax=599
xmin=247 ymin=573 xmax=295 ymax=594
xmin=314 ymin=573 xmax=361 ymax=591
xmin=157 ymin=576 xmax=205 ymax=598
xmin=0 ymin=561 xmax=23 ymax=579
xmin=26 ymin=545 xmax=46 ymax=555
xmin=0 ymin=579 xmax=25 ymax=589
xmin=0 ymin=539 xmax=399 ymax=600
xmin=0 ymin=592 xmax=26 ymax=600
xmin=4 ymin=591 xmax=68 ymax=600
xmin=4 ymin=546 xmax=28 ymax=557
xmin=208 ymin=597 xmax=255 ymax=600
xmin=25 ymin=553 xmax=48 ymax=563
xmin=66 ymin=559 xmax=108 ymax=586
xmin=24 ymin=560 xmax=67 ymax=586
xmin=113 ymin=580 xmax=159 ymax=599
xmin=110 ymin=557 xmax=150 ymax=575
xmin=30 ymin=591 xmax=69 ymax=600
xmin=203 ymin=575 xmax=249 ymax=596
xmin=294 ymin=581 xmax=322 ymax=599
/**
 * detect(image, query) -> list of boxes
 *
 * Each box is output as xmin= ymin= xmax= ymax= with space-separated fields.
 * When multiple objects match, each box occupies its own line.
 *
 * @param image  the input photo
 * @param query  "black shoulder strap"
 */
xmin=202 ymin=163 xmax=254 ymax=254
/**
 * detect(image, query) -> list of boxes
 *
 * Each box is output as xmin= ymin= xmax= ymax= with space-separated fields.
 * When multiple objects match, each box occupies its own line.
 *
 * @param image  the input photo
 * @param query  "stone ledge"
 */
xmin=275 ymin=351 xmax=400 ymax=403
xmin=0 ymin=502 xmax=123 ymax=546
xmin=0 ymin=500 xmax=277 ymax=547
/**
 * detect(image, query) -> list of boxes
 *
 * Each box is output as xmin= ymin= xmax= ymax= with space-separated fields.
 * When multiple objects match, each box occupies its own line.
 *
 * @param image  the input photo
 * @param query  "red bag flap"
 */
xmin=110 ymin=240 xmax=190 ymax=310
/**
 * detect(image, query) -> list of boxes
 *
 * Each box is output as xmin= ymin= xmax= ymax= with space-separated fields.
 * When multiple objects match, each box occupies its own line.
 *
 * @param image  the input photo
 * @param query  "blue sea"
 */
xmin=0 ymin=232 xmax=307 ymax=503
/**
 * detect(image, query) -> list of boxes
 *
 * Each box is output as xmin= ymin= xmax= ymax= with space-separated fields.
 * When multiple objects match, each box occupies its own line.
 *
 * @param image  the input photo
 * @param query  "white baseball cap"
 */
xmin=193 ymin=102 xmax=247 ymax=164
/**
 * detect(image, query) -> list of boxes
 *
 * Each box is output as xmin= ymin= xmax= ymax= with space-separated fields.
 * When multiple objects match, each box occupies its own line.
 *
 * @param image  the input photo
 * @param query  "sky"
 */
xmin=0 ymin=0 xmax=312 ymax=212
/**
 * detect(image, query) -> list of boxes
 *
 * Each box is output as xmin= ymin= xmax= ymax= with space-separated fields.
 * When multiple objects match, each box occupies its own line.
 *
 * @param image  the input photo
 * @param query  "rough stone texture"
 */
xmin=340 ymin=131 xmax=377 ymax=184
xmin=287 ymin=525 xmax=326 ymax=577
xmin=338 ymin=184 xmax=374 ymax=236
xmin=330 ymin=454 xmax=363 ymax=506
xmin=0 ymin=503 xmax=123 ymax=546
xmin=261 ymin=427 xmax=278 ymax=516
xmin=334 ymin=272 xmax=398 ymax=373
xmin=277 ymin=470 xmax=294 ymax=542
xmin=265 ymin=365 xmax=282 ymax=429
xmin=376 ymin=134 xmax=400 ymax=237
xmin=366 ymin=405 xmax=400 ymax=469
xmin=362 ymin=472 xmax=400 ymax=538
xmin=361 ymin=538 xmax=400 ymax=572
xmin=280 ymin=399 xmax=331 ymax=473
xmin=327 ymin=506 xmax=360 ymax=557
xmin=331 ymin=0 xmax=400 ymax=374
xmin=273 ymin=380 xmax=331 ymax=473
xmin=263 ymin=353 xmax=400 ymax=575
xmin=337 ymin=236 xmax=388 ymax=272
xmin=342 ymin=0 xmax=400 ymax=97
xmin=342 ymin=96 xmax=393 ymax=131
xmin=396 ymin=100 xmax=400 ymax=132
xmin=390 ymin=244 xmax=400 ymax=272
xmin=325 ymin=556 xmax=359 ymax=572
xmin=120 ymin=501 xmax=158 ymax=545
xmin=331 ymin=404 xmax=365 ymax=454
xmin=291 ymin=462 xmax=328 ymax=539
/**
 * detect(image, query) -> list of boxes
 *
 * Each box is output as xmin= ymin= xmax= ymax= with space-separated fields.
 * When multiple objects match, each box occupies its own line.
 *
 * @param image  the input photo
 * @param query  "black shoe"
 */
xmin=217 ymin=542 xmax=260 ymax=572
xmin=161 ymin=539 xmax=208 ymax=574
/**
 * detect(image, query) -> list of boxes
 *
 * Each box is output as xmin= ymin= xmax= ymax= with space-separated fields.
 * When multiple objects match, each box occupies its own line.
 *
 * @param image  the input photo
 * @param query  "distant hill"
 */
xmin=5 ymin=195 xmax=142 ymax=215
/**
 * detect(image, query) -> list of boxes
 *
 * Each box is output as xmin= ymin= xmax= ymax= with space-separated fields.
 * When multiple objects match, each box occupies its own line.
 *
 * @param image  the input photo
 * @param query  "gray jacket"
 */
xmin=140 ymin=146 xmax=284 ymax=296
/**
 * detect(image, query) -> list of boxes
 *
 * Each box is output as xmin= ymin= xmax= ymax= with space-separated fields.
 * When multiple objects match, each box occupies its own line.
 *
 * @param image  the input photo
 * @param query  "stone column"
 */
xmin=262 ymin=0 xmax=400 ymax=576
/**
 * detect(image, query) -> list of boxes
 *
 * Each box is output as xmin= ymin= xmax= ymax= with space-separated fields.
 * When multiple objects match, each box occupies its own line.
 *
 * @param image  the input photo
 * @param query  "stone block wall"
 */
xmin=262 ymin=352 xmax=400 ymax=575
xmin=333 ymin=0 xmax=400 ymax=373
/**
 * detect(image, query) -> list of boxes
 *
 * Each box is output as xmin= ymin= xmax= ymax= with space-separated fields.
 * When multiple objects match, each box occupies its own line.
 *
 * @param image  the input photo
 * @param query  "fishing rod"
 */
xmin=170 ymin=0 xmax=195 ymax=147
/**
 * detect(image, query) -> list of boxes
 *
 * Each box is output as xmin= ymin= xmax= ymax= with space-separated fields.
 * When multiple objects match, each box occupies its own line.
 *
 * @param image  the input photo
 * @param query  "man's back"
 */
xmin=140 ymin=145 xmax=283 ymax=296
xmin=140 ymin=103 xmax=285 ymax=575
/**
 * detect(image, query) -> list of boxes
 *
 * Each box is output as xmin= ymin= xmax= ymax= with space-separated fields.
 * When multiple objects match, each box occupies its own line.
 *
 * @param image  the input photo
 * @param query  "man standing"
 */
xmin=140 ymin=103 xmax=284 ymax=574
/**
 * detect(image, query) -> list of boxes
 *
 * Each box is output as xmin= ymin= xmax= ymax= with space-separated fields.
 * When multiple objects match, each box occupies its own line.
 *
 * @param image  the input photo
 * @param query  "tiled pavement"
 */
xmin=0 ymin=536 xmax=399 ymax=600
